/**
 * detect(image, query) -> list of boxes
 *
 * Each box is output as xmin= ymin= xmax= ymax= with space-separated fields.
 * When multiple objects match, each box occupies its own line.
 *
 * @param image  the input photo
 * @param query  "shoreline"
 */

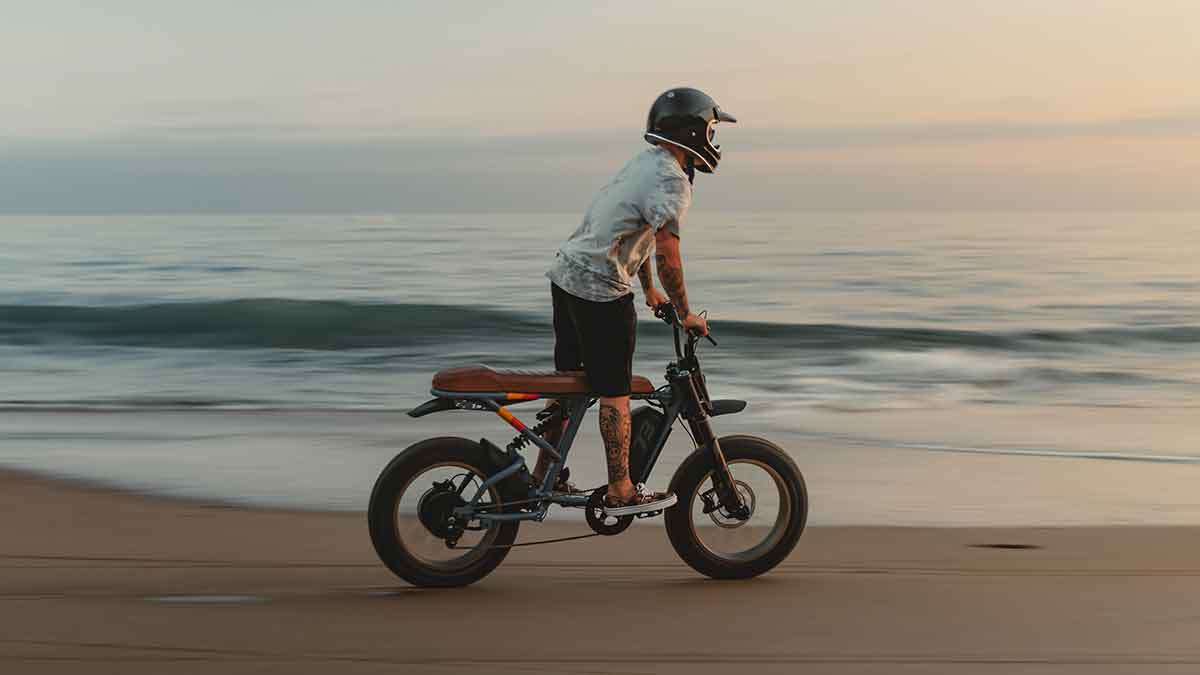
xmin=5 ymin=403 xmax=1200 ymax=525
xmin=4 ymin=468 xmax=1200 ymax=673
xmin=5 ymin=462 xmax=1199 ymax=531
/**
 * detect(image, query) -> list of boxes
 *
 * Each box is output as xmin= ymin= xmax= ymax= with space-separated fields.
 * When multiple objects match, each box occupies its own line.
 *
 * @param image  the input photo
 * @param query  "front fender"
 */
xmin=710 ymin=399 xmax=747 ymax=416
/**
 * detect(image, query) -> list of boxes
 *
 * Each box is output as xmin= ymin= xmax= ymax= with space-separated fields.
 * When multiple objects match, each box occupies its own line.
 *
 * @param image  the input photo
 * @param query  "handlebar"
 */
xmin=653 ymin=302 xmax=718 ymax=349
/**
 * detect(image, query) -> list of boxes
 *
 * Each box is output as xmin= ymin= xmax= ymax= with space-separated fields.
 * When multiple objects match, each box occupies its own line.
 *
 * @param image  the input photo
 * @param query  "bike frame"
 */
xmin=407 ymin=307 xmax=747 ymax=526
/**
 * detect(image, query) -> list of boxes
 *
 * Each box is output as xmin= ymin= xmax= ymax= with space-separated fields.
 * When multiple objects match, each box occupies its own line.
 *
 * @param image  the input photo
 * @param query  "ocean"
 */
xmin=2 ymin=211 xmax=1198 ymax=524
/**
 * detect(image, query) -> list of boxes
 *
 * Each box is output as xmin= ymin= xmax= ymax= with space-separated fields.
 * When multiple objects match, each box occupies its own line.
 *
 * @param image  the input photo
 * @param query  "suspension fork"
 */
xmin=687 ymin=415 xmax=746 ymax=515
xmin=671 ymin=366 xmax=746 ymax=516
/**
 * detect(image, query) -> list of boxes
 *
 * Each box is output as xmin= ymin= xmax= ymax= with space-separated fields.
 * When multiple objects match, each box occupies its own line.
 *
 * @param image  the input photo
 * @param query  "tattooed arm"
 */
xmin=638 ymin=258 xmax=668 ymax=309
xmin=653 ymin=228 xmax=690 ymax=316
xmin=637 ymin=258 xmax=654 ymax=293
xmin=654 ymin=228 xmax=708 ymax=335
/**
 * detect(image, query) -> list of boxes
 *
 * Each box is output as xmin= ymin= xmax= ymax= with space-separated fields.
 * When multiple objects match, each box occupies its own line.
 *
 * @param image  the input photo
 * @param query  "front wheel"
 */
xmin=665 ymin=435 xmax=807 ymax=579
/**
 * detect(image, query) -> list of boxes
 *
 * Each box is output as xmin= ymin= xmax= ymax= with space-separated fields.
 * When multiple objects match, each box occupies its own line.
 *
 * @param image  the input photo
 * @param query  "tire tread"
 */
xmin=664 ymin=435 xmax=807 ymax=579
xmin=367 ymin=437 xmax=522 ymax=587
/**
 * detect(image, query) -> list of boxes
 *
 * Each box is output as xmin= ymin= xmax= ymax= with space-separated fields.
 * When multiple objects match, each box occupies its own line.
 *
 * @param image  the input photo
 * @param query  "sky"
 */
xmin=2 ymin=0 xmax=1198 ymax=212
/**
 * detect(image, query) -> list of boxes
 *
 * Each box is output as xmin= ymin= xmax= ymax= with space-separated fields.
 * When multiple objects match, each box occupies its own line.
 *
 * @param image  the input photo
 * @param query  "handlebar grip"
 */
xmin=657 ymin=302 xmax=716 ymax=346
xmin=654 ymin=302 xmax=679 ymax=326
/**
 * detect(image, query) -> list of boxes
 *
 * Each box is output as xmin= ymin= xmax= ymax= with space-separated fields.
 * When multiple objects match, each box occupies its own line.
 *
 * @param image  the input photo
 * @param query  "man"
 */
xmin=537 ymin=87 xmax=737 ymax=516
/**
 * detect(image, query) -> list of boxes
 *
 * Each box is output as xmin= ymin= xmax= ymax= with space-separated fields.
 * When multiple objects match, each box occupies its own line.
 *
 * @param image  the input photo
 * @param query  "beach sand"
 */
xmin=3 ymin=468 xmax=1199 ymax=674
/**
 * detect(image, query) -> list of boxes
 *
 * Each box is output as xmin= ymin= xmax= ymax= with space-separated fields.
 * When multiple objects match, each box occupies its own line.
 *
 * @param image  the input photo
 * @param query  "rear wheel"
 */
xmin=664 ymin=435 xmax=807 ymax=579
xmin=368 ymin=437 xmax=523 ymax=587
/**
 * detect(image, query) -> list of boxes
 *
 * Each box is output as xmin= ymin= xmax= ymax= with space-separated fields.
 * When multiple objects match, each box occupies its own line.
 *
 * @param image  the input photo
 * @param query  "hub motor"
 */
xmin=417 ymin=480 xmax=467 ymax=538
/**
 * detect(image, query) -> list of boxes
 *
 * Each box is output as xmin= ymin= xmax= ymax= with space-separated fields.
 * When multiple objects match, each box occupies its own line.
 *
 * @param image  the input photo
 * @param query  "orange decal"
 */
xmin=496 ymin=406 xmax=527 ymax=432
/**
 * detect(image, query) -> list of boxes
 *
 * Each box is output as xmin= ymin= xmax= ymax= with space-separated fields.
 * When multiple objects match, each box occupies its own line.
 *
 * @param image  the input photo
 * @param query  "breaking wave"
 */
xmin=2 ymin=299 xmax=1197 ymax=351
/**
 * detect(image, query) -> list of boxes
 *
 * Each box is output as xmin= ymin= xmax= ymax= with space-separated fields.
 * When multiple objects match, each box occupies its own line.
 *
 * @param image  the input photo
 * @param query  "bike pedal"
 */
xmin=635 ymin=509 xmax=664 ymax=519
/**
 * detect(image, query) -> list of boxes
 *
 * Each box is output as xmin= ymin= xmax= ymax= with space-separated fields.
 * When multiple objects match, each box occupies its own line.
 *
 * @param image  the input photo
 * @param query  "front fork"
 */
xmin=673 ymin=366 xmax=749 ymax=520
xmin=687 ymin=415 xmax=750 ymax=519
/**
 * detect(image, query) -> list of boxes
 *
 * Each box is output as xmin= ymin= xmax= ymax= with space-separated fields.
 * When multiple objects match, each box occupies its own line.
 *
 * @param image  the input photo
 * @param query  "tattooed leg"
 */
xmin=598 ymin=396 xmax=634 ymax=500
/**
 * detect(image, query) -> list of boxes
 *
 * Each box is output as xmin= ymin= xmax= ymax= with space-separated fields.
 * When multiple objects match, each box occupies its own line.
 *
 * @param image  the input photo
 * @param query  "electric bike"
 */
xmin=368 ymin=304 xmax=807 ymax=587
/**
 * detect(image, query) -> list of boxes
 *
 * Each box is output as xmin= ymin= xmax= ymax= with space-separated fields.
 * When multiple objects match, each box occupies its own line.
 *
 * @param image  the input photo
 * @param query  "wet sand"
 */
xmin=3 ymin=469 xmax=1199 ymax=674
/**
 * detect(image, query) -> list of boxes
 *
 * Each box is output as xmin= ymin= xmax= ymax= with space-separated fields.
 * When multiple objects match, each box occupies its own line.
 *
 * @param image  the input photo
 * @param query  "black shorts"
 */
xmin=551 ymin=283 xmax=636 ymax=397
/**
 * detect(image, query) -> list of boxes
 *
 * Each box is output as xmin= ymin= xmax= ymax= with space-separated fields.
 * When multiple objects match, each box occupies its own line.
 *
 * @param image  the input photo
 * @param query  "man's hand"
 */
xmin=644 ymin=287 xmax=668 ymax=311
xmin=681 ymin=312 xmax=709 ymax=336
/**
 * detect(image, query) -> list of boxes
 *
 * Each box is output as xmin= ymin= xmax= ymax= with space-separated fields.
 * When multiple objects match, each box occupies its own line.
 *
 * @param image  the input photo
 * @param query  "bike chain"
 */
xmin=450 ymin=531 xmax=601 ymax=551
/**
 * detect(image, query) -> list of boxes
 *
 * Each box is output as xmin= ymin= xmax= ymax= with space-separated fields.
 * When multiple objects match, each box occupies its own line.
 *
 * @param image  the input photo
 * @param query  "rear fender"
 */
xmin=407 ymin=397 xmax=459 ymax=418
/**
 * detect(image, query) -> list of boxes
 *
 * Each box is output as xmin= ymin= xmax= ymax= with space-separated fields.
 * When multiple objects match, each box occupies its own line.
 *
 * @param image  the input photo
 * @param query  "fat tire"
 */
xmin=368 ymin=437 xmax=522 ymax=588
xmin=664 ymin=435 xmax=807 ymax=579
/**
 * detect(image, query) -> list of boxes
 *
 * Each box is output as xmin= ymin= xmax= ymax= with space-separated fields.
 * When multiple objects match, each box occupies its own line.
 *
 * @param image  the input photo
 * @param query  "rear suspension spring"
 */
xmin=507 ymin=403 xmax=564 ymax=454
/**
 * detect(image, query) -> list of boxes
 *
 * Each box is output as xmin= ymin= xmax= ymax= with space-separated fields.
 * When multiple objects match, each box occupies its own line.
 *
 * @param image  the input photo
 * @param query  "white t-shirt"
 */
xmin=546 ymin=146 xmax=691 ymax=302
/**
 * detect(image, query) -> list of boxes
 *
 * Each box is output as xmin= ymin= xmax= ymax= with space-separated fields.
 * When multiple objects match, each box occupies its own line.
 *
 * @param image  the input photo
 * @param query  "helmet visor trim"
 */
xmin=644 ymin=132 xmax=716 ymax=172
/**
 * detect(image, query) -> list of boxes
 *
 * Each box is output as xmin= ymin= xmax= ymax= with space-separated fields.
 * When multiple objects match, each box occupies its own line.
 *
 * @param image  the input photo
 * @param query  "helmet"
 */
xmin=644 ymin=87 xmax=737 ymax=174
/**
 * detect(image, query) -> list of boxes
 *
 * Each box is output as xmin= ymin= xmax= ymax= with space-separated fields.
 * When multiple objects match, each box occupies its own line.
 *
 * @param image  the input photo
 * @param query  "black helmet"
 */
xmin=644 ymin=87 xmax=737 ymax=174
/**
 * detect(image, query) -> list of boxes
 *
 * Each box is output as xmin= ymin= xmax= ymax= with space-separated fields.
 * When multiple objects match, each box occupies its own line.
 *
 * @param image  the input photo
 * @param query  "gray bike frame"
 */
xmin=409 ymin=306 xmax=746 ymax=527
xmin=423 ymin=387 xmax=685 ymax=524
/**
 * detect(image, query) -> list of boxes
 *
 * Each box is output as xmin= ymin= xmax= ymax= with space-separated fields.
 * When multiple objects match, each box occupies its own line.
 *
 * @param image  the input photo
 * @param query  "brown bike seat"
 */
xmin=432 ymin=364 xmax=654 ymax=395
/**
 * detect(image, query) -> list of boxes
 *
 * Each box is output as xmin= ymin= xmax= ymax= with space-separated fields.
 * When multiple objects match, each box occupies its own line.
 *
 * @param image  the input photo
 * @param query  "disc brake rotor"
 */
xmin=709 ymin=480 xmax=755 ymax=529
